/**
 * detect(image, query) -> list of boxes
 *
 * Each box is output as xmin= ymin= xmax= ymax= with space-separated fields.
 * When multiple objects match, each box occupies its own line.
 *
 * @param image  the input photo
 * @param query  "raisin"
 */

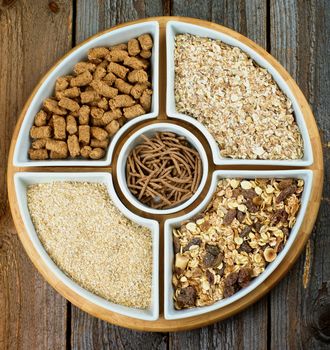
xmin=176 ymin=286 xmax=197 ymax=308
xmin=223 ymin=209 xmax=237 ymax=225
xmin=277 ymin=242 xmax=284 ymax=253
xmin=206 ymin=244 xmax=220 ymax=256
xmin=240 ymin=225 xmax=252 ymax=237
xmin=206 ymin=270 xmax=215 ymax=284
xmin=246 ymin=199 xmax=259 ymax=213
xmin=183 ymin=237 xmax=202 ymax=252
xmin=276 ymin=185 xmax=297 ymax=203
xmin=174 ymin=267 xmax=183 ymax=276
xmin=223 ymin=284 xmax=236 ymax=298
xmin=239 ymin=241 xmax=252 ymax=253
xmin=254 ymin=222 xmax=262 ymax=232
xmin=271 ymin=210 xmax=288 ymax=225
xmin=282 ymin=227 xmax=289 ymax=235
xmin=200 ymin=221 xmax=211 ymax=231
xmin=203 ymin=251 xmax=223 ymax=268
xmin=237 ymin=211 xmax=245 ymax=223
xmin=238 ymin=268 xmax=252 ymax=288
xmin=225 ymin=272 xmax=238 ymax=286
xmin=278 ymin=179 xmax=293 ymax=190
xmin=173 ymin=236 xmax=181 ymax=254
xmin=232 ymin=188 xmax=241 ymax=198
xmin=242 ymin=189 xmax=257 ymax=199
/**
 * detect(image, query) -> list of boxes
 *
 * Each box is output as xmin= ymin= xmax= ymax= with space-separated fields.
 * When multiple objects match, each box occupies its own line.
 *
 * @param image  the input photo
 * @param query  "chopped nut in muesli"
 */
xmin=174 ymin=34 xmax=304 ymax=160
xmin=172 ymin=178 xmax=304 ymax=309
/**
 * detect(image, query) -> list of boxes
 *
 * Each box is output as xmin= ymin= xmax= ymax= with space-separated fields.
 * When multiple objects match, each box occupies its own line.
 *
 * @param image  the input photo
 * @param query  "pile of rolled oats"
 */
xmin=172 ymin=178 xmax=303 ymax=309
xmin=174 ymin=34 xmax=304 ymax=160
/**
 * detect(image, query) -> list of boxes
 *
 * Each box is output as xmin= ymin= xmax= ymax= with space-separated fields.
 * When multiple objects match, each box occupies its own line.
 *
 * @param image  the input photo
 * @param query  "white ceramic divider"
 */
xmin=164 ymin=170 xmax=313 ymax=320
xmin=166 ymin=20 xmax=313 ymax=167
xmin=14 ymin=172 xmax=159 ymax=321
xmin=14 ymin=21 xmax=159 ymax=167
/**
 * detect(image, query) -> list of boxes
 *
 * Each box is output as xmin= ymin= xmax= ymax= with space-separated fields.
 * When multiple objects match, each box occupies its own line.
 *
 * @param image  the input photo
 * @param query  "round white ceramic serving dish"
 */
xmin=13 ymin=21 xmax=159 ymax=167
xmin=14 ymin=172 xmax=159 ymax=321
xmin=164 ymin=169 xmax=313 ymax=320
xmin=116 ymin=122 xmax=209 ymax=215
xmin=166 ymin=20 xmax=313 ymax=167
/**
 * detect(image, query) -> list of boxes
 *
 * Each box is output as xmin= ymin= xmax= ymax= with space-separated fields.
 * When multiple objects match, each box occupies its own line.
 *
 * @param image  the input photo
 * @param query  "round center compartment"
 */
xmin=116 ymin=123 xmax=209 ymax=215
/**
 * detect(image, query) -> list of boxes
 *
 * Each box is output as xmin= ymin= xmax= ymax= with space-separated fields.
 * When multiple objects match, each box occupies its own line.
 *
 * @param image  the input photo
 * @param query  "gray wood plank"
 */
xmin=169 ymin=1 xmax=268 ymax=348
xmin=75 ymin=0 xmax=165 ymax=44
xmin=72 ymin=1 xmax=167 ymax=349
xmin=0 ymin=0 xmax=72 ymax=349
xmin=270 ymin=0 xmax=330 ymax=349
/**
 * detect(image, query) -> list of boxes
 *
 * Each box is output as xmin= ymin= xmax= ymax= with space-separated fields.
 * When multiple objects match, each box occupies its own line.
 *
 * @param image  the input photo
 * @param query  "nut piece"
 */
xmin=123 ymin=104 xmax=145 ymax=119
xmin=34 ymin=110 xmax=47 ymax=126
xmin=138 ymin=34 xmax=153 ymax=50
xmin=89 ymin=147 xmax=105 ymax=160
xmin=108 ymin=62 xmax=129 ymax=79
xmin=127 ymin=38 xmax=140 ymax=56
xmin=90 ymin=80 xmax=118 ymax=98
xmin=53 ymin=115 xmax=66 ymax=140
xmin=80 ymin=145 xmax=92 ymax=158
xmin=67 ymin=135 xmax=80 ymax=158
xmin=264 ymin=247 xmax=277 ymax=262
xmin=30 ymin=126 xmax=52 ymax=139
xmin=29 ymin=149 xmax=48 ymax=160
xmin=58 ymin=97 xmax=80 ymax=112
xmin=66 ymin=115 xmax=78 ymax=135
xmin=91 ymin=127 xmax=108 ymax=141
xmin=127 ymin=69 xmax=148 ymax=83
xmin=78 ymin=105 xmax=90 ymax=125
xmin=175 ymin=253 xmax=189 ymax=270
xmin=105 ymin=120 xmax=120 ymax=136
xmin=79 ymin=125 xmax=90 ymax=145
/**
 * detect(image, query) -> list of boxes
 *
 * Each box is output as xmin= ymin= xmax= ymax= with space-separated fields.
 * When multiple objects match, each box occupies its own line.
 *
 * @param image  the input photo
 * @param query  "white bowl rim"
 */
xmin=164 ymin=169 xmax=313 ymax=320
xmin=116 ymin=122 xmax=209 ymax=215
xmin=14 ymin=172 xmax=159 ymax=321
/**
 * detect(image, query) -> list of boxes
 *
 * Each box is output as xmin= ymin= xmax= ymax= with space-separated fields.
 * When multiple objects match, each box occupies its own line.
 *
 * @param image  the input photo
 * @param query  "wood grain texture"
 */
xmin=270 ymin=0 xmax=330 ymax=348
xmin=0 ymin=0 xmax=72 ymax=349
xmin=169 ymin=2 xmax=268 ymax=348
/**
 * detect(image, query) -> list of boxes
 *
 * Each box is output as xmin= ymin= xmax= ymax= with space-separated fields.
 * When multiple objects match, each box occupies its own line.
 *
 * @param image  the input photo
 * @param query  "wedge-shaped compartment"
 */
xmin=166 ymin=20 xmax=313 ymax=166
xmin=164 ymin=170 xmax=313 ymax=320
xmin=14 ymin=172 xmax=159 ymax=321
xmin=14 ymin=21 xmax=159 ymax=167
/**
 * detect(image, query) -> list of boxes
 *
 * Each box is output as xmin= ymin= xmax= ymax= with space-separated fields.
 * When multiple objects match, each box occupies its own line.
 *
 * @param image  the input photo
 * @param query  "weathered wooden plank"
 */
xmin=172 ymin=0 xmax=267 ymax=48
xmin=71 ymin=1 xmax=167 ymax=348
xmin=169 ymin=1 xmax=268 ymax=348
xmin=270 ymin=0 xmax=330 ymax=349
xmin=75 ymin=0 xmax=165 ymax=44
xmin=0 ymin=0 xmax=72 ymax=349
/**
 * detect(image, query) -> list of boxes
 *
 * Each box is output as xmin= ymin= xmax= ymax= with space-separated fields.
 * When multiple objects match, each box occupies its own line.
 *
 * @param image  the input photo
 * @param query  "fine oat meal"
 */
xmin=27 ymin=181 xmax=153 ymax=309
xmin=174 ymin=34 xmax=304 ymax=160
xmin=172 ymin=178 xmax=304 ymax=309
xmin=28 ymin=34 xmax=153 ymax=160
xmin=126 ymin=132 xmax=202 ymax=209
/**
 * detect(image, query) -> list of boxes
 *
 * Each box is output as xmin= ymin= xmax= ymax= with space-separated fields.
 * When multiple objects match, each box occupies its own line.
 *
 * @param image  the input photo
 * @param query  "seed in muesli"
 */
xmin=174 ymin=34 xmax=304 ymax=160
xmin=172 ymin=178 xmax=304 ymax=309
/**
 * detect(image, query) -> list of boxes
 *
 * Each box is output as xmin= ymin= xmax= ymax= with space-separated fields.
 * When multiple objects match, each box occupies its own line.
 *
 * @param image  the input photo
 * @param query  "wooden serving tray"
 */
xmin=7 ymin=16 xmax=323 ymax=331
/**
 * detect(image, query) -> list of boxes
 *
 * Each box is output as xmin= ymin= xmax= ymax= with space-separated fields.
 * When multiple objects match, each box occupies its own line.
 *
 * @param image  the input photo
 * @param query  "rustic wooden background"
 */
xmin=0 ymin=0 xmax=329 ymax=349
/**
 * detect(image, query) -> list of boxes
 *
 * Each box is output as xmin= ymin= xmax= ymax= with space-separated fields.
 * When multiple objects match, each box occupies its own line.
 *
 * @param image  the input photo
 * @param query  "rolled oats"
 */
xmin=174 ymin=34 xmax=304 ymax=160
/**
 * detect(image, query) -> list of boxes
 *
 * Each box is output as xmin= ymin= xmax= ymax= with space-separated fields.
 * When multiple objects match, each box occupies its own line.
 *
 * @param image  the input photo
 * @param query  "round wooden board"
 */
xmin=7 ymin=16 xmax=324 ymax=332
